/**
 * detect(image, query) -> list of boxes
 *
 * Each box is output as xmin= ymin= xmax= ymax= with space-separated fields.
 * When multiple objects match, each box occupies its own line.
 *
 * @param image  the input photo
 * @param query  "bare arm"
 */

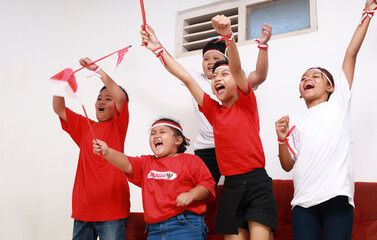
xmin=53 ymin=96 xmax=67 ymax=122
xmin=343 ymin=0 xmax=377 ymax=88
xmin=212 ymin=15 xmax=249 ymax=95
xmin=176 ymin=185 xmax=210 ymax=207
xmin=275 ymin=115 xmax=294 ymax=172
xmin=93 ymin=139 xmax=133 ymax=174
xmin=140 ymin=25 xmax=205 ymax=107
xmin=248 ymin=24 xmax=272 ymax=89
xmin=80 ymin=58 xmax=126 ymax=114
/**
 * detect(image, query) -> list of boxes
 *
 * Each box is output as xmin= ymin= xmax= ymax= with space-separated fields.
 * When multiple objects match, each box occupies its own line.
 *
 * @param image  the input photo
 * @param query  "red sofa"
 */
xmin=125 ymin=180 xmax=377 ymax=240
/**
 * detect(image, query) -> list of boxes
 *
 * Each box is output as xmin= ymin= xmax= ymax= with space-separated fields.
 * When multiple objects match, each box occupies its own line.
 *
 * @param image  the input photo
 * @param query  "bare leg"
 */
xmin=224 ymin=228 xmax=248 ymax=240
xmin=248 ymin=221 xmax=271 ymax=240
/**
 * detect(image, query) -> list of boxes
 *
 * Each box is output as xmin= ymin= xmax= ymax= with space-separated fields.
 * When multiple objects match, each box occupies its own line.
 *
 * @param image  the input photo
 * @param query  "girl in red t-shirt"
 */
xmin=93 ymin=118 xmax=215 ymax=240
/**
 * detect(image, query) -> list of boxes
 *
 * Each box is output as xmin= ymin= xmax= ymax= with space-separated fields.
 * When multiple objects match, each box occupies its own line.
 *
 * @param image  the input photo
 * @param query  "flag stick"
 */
xmin=73 ymin=45 xmax=132 ymax=74
xmin=140 ymin=0 xmax=147 ymax=30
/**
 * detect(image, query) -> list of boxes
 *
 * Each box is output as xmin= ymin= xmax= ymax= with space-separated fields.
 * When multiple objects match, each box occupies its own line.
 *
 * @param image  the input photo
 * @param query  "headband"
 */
xmin=203 ymin=49 xmax=228 ymax=60
xmin=214 ymin=64 xmax=229 ymax=72
xmin=308 ymin=68 xmax=334 ymax=86
xmin=151 ymin=121 xmax=184 ymax=134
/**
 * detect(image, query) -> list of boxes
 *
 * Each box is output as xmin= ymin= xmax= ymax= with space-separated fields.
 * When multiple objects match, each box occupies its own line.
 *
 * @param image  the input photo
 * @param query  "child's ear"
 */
xmin=327 ymin=85 xmax=335 ymax=94
xmin=175 ymin=136 xmax=183 ymax=146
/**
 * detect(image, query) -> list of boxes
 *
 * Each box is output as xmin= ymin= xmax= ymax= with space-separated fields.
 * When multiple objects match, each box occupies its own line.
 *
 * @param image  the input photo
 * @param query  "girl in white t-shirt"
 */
xmin=275 ymin=1 xmax=377 ymax=239
xmin=93 ymin=118 xmax=215 ymax=240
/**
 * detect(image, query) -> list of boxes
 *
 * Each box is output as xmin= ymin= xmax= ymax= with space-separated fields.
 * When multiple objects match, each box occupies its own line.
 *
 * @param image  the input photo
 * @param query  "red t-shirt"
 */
xmin=60 ymin=101 xmax=130 ymax=221
xmin=199 ymin=84 xmax=265 ymax=176
xmin=127 ymin=153 xmax=216 ymax=224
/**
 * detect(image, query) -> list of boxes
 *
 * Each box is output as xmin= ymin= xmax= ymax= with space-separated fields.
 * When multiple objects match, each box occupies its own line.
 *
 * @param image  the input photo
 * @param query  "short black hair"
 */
xmin=202 ymin=38 xmax=226 ymax=57
xmin=307 ymin=67 xmax=334 ymax=100
xmin=100 ymin=85 xmax=129 ymax=103
xmin=152 ymin=118 xmax=189 ymax=153
xmin=212 ymin=60 xmax=229 ymax=74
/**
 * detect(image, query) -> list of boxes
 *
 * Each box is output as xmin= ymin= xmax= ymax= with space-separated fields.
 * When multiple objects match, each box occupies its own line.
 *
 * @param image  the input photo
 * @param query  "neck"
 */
xmin=222 ymin=93 xmax=239 ymax=108
xmin=305 ymin=98 xmax=327 ymax=109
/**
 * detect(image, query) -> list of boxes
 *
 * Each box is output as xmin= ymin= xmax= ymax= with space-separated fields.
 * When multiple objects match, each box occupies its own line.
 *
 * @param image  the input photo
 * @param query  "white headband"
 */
xmin=309 ymin=68 xmax=333 ymax=86
xmin=203 ymin=49 xmax=228 ymax=60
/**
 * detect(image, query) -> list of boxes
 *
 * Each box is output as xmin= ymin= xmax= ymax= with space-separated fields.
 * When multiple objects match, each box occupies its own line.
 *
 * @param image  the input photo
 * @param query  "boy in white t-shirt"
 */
xmin=275 ymin=0 xmax=377 ymax=239
xmin=141 ymin=24 xmax=272 ymax=186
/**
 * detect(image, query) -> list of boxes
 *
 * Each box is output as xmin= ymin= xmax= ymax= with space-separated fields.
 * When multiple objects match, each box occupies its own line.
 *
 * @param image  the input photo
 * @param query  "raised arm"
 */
xmin=140 ymin=25 xmax=205 ymax=107
xmin=248 ymin=24 xmax=272 ymax=89
xmin=275 ymin=115 xmax=294 ymax=172
xmin=93 ymin=139 xmax=133 ymax=174
xmin=212 ymin=15 xmax=249 ymax=95
xmin=342 ymin=0 xmax=377 ymax=88
xmin=53 ymin=96 xmax=67 ymax=122
xmin=79 ymin=58 xmax=126 ymax=114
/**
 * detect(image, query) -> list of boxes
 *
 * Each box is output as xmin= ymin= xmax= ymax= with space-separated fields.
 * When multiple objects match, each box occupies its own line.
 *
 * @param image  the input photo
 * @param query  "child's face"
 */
xmin=202 ymin=51 xmax=227 ymax=79
xmin=299 ymin=69 xmax=334 ymax=107
xmin=95 ymin=89 xmax=115 ymax=122
xmin=211 ymin=66 xmax=237 ymax=103
xmin=149 ymin=125 xmax=182 ymax=158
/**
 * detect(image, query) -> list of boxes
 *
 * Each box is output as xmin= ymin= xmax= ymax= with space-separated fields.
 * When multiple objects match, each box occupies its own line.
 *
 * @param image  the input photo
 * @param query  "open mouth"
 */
xmin=215 ymin=83 xmax=225 ymax=94
xmin=154 ymin=140 xmax=163 ymax=150
xmin=304 ymin=82 xmax=315 ymax=90
xmin=98 ymin=107 xmax=105 ymax=112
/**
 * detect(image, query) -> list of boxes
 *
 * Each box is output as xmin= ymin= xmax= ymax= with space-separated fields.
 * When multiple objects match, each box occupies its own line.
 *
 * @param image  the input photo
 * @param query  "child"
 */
xmin=141 ymin=15 xmax=277 ymax=240
xmin=142 ymin=24 xmax=271 ymax=187
xmin=52 ymin=57 xmax=130 ymax=240
xmin=93 ymin=118 xmax=216 ymax=240
xmin=275 ymin=0 xmax=377 ymax=239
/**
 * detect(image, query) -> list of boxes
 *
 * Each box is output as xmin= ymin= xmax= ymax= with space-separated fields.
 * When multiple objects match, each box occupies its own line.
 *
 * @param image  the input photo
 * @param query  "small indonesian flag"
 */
xmin=49 ymin=68 xmax=82 ymax=102
xmin=99 ymin=47 xmax=129 ymax=78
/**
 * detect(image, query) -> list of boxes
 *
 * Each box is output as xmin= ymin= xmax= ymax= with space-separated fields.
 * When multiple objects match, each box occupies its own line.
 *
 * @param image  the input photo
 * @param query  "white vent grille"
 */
xmin=181 ymin=8 xmax=239 ymax=53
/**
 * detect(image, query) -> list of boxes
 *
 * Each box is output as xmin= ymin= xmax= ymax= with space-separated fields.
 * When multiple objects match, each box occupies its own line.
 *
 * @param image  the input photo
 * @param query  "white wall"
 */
xmin=0 ymin=0 xmax=376 ymax=239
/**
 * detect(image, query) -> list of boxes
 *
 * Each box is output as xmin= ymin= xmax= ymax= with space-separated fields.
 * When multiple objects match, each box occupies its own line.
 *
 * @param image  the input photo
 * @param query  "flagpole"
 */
xmin=73 ymin=45 xmax=132 ymax=74
xmin=140 ymin=0 xmax=147 ymax=30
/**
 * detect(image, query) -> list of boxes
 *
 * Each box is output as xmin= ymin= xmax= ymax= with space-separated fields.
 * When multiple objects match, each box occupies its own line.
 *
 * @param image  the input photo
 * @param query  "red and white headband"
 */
xmin=214 ymin=64 xmax=229 ymax=71
xmin=308 ymin=68 xmax=334 ymax=86
xmin=203 ymin=49 xmax=228 ymax=60
xmin=151 ymin=121 xmax=184 ymax=134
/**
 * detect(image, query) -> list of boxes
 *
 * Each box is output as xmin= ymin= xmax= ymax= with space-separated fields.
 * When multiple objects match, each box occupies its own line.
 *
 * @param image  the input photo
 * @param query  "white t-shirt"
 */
xmin=287 ymin=69 xmax=354 ymax=208
xmin=187 ymin=69 xmax=220 ymax=150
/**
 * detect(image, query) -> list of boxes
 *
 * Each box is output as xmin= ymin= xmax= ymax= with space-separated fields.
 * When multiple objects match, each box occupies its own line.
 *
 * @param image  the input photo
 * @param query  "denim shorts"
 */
xmin=73 ymin=218 xmax=127 ymax=240
xmin=147 ymin=211 xmax=208 ymax=240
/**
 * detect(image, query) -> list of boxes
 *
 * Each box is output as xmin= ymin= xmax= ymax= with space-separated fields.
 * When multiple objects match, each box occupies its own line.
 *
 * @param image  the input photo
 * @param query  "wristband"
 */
xmin=87 ymin=66 xmax=102 ymax=79
xmin=360 ymin=7 xmax=377 ymax=25
xmin=254 ymin=39 xmax=269 ymax=50
xmin=278 ymin=125 xmax=296 ymax=156
xmin=153 ymin=47 xmax=166 ymax=66
xmin=215 ymin=32 xmax=234 ymax=54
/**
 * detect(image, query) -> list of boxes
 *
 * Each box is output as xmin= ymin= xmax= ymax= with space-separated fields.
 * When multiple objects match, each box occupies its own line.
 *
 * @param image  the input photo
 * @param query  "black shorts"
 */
xmin=215 ymin=168 xmax=277 ymax=235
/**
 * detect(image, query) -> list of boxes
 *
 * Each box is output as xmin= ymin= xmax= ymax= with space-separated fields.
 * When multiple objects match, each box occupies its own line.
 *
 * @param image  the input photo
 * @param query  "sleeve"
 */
xmin=125 ymin=155 xmax=144 ymax=188
xmin=114 ymin=98 xmax=129 ymax=136
xmin=190 ymin=155 xmax=216 ymax=201
xmin=60 ymin=107 xmax=92 ymax=147
xmin=198 ymin=93 xmax=217 ymax=126
xmin=236 ymin=82 xmax=258 ymax=114
xmin=329 ymin=69 xmax=352 ymax=107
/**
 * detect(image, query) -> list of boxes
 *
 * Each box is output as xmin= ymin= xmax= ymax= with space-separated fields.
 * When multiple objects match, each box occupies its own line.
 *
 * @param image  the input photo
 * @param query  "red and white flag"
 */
xmin=49 ymin=68 xmax=83 ymax=103
xmin=99 ymin=46 xmax=130 ymax=78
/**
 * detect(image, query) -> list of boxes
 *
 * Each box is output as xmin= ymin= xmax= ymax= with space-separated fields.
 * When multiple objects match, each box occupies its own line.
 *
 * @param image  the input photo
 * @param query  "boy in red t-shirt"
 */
xmin=93 ymin=118 xmax=215 ymax=239
xmin=53 ymin=57 xmax=130 ymax=240
xmin=141 ymin=15 xmax=277 ymax=240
